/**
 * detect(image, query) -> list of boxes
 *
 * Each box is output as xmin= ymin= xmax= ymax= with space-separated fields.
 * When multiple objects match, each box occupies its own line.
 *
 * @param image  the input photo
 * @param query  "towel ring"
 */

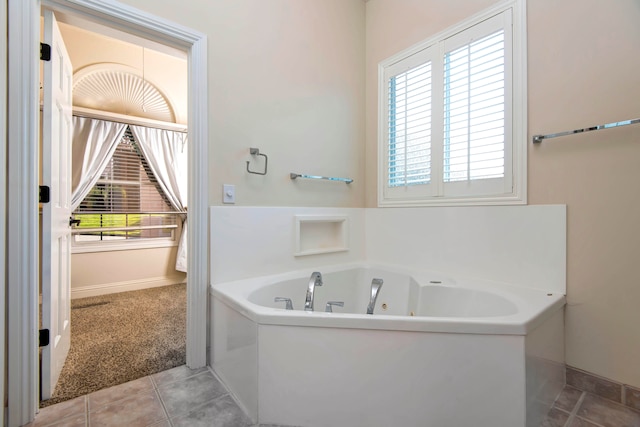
xmin=246 ymin=147 xmax=268 ymax=175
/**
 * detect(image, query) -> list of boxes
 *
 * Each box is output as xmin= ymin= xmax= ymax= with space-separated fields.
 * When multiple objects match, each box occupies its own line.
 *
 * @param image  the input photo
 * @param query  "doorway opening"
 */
xmin=6 ymin=1 xmax=208 ymax=425
xmin=39 ymin=8 xmax=189 ymax=407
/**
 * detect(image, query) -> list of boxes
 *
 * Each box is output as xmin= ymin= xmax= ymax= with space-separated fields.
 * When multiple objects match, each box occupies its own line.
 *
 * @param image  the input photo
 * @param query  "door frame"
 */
xmin=0 ymin=0 xmax=7 ymax=425
xmin=6 ymin=1 xmax=209 ymax=425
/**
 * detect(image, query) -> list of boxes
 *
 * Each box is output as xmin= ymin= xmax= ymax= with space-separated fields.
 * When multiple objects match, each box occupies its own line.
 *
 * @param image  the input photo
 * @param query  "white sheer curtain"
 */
xmin=129 ymin=125 xmax=188 ymax=272
xmin=71 ymin=116 xmax=127 ymax=210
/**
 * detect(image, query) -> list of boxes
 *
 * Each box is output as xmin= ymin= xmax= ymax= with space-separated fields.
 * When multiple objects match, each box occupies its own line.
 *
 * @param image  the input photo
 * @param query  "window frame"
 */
xmin=377 ymin=0 xmax=527 ymax=207
xmin=71 ymin=127 xmax=182 ymax=253
xmin=71 ymin=216 xmax=182 ymax=253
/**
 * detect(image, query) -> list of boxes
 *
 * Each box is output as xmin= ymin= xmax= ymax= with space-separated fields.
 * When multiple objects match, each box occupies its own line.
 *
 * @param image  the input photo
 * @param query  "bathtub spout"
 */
xmin=366 ymin=278 xmax=384 ymax=314
xmin=304 ymin=272 xmax=323 ymax=311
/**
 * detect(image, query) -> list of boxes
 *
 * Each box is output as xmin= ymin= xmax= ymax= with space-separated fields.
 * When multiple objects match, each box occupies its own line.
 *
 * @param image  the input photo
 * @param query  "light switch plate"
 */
xmin=223 ymin=184 xmax=235 ymax=204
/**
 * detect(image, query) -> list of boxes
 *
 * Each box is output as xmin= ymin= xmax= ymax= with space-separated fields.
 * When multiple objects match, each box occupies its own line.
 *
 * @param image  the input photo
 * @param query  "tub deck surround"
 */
xmin=212 ymin=263 xmax=566 ymax=335
xmin=211 ymin=264 xmax=566 ymax=427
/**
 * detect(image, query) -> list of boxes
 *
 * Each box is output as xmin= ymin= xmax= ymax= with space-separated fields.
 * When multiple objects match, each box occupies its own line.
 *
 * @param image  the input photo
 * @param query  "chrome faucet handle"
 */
xmin=274 ymin=297 xmax=294 ymax=310
xmin=366 ymin=278 xmax=384 ymax=314
xmin=325 ymin=301 xmax=344 ymax=313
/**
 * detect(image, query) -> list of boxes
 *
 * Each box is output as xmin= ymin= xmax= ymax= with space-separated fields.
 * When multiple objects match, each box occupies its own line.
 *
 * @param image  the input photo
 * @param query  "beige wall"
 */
xmin=71 ymin=247 xmax=186 ymax=291
xmin=118 ymin=0 xmax=366 ymax=208
xmin=112 ymin=0 xmax=640 ymax=388
xmin=528 ymin=0 xmax=640 ymax=388
xmin=366 ymin=0 xmax=640 ymax=388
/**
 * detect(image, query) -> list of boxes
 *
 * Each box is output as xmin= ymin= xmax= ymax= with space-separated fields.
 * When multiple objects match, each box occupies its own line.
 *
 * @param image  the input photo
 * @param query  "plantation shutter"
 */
xmin=444 ymin=30 xmax=505 ymax=182
xmin=380 ymin=8 xmax=517 ymax=204
xmin=388 ymin=62 xmax=432 ymax=187
xmin=383 ymin=44 xmax=437 ymax=200
xmin=441 ymin=12 xmax=512 ymax=197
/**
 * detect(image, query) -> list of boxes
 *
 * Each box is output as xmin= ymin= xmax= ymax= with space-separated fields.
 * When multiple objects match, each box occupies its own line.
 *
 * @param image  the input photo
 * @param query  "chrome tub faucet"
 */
xmin=366 ymin=278 xmax=384 ymax=314
xmin=304 ymin=272 xmax=323 ymax=311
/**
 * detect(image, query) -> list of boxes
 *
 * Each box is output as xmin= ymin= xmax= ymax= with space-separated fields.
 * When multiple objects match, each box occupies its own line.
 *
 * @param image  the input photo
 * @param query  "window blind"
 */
xmin=75 ymin=128 xmax=173 ymax=214
xmin=443 ymin=30 xmax=505 ymax=183
xmin=388 ymin=62 xmax=432 ymax=187
xmin=74 ymin=127 xmax=177 ymax=241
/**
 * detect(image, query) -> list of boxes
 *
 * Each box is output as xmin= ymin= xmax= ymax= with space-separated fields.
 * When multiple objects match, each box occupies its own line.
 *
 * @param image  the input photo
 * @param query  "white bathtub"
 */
xmin=211 ymin=263 xmax=566 ymax=427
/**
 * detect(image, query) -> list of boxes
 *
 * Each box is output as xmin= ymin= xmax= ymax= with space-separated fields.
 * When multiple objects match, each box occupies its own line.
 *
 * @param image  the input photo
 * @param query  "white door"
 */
xmin=41 ymin=9 xmax=73 ymax=400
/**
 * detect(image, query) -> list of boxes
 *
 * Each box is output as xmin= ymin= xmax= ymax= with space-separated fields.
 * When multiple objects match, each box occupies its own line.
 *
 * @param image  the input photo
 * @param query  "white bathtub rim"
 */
xmin=210 ymin=262 xmax=566 ymax=335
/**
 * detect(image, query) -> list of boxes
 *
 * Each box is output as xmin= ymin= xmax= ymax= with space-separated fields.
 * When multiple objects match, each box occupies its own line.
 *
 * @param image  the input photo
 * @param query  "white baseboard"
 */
xmin=71 ymin=275 xmax=186 ymax=299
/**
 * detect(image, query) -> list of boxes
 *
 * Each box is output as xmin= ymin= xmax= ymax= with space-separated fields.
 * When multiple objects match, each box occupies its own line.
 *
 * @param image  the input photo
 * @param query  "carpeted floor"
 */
xmin=40 ymin=283 xmax=186 ymax=408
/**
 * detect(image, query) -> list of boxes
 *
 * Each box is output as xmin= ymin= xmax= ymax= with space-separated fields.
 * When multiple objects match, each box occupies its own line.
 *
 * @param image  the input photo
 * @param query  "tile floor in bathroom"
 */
xmin=541 ymin=384 xmax=640 ymax=427
xmin=28 ymin=364 xmax=640 ymax=427
xmin=26 ymin=365 xmax=289 ymax=427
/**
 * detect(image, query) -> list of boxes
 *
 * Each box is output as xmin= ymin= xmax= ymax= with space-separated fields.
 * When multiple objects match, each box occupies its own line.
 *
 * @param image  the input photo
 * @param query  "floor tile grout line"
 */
xmin=563 ymin=391 xmax=611 ymax=427
xmin=85 ymin=395 xmax=89 ymax=427
xmin=152 ymin=386 xmax=174 ymax=426
xmin=150 ymin=372 xmax=159 ymax=389
xmin=563 ymin=391 xmax=586 ymax=427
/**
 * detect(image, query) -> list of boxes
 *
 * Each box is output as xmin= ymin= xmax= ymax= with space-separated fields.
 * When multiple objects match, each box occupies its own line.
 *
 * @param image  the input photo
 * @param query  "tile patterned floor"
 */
xmin=30 ymin=367 xmax=640 ymax=427
xmin=541 ymin=385 xmax=640 ymax=427
xmin=27 ymin=365 xmax=290 ymax=427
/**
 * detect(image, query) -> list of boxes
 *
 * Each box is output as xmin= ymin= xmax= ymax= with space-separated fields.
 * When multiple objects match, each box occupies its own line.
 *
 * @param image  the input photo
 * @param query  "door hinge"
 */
xmin=40 ymin=43 xmax=51 ymax=61
xmin=39 ymin=329 xmax=50 ymax=347
xmin=39 ymin=185 xmax=50 ymax=203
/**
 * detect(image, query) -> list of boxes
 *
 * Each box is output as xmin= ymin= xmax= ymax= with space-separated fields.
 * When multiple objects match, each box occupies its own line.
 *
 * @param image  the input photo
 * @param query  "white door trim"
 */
xmin=0 ymin=0 xmax=8 ymax=425
xmin=6 ymin=1 xmax=208 ymax=425
xmin=7 ymin=2 xmax=40 ymax=424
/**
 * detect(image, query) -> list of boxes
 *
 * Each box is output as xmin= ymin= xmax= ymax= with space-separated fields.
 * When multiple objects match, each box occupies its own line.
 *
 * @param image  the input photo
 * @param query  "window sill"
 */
xmin=71 ymin=239 xmax=178 ymax=254
xmin=378 ymin=194 xmax=527 ymax=208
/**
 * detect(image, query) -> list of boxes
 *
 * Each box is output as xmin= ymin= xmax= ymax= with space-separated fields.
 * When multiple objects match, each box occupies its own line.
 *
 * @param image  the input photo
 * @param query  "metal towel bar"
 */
xmin=290 ymin=173 xmax=353 ymax=184
xmin=533 ymin=118 xmax=640 ymax=144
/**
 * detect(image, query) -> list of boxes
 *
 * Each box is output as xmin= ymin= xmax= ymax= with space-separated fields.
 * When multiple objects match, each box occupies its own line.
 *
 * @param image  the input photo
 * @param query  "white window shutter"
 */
xmin=382 ymin=44 xmax=437 ymax=200
xmin=388 ymin=62 xmax=432 ymax=187
xmin=379 ymin=4 xmax=522 ymax=206
xmin=443 ymin=29 xmax=505 ymax=183
xmin=441 ymin=11 xmax=512 ymax=198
